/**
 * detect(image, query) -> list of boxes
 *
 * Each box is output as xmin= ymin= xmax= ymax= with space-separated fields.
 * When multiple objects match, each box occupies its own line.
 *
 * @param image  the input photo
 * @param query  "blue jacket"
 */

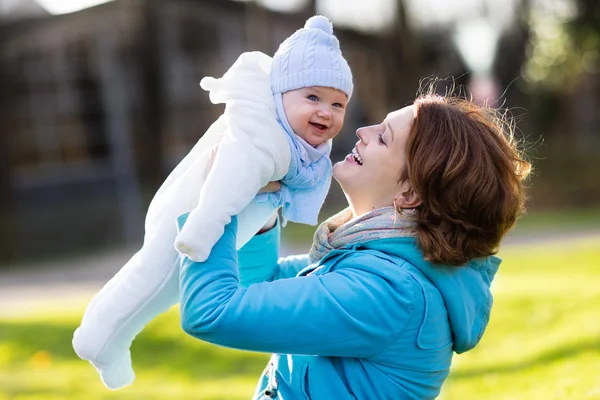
xmin=178 ymin=214 xmax=500 ymax=400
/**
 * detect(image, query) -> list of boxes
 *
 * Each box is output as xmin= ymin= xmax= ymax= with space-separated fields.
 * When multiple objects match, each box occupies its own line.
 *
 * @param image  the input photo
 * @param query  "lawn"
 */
xmin=440 ymin=235 xmax=600 ymax=400
xmin=1 ymin=234 xmax=599 ymax=399
xmin=0 ymin=309 xmax=269 ymax=400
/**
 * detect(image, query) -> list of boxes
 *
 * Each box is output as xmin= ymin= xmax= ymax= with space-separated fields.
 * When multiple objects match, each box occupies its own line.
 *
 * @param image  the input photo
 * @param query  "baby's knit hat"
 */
xmin=270 ymin=15 xmax=353 ymax=99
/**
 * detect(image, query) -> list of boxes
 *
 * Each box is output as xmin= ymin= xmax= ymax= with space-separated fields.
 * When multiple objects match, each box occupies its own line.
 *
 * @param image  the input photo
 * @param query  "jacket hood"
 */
xmin=362 ymin=237 xmax=500 ymax=354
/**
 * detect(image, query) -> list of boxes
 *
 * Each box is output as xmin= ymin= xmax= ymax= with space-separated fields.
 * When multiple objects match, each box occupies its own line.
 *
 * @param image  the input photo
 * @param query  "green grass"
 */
xmin=0 ymin=310 xmax=269 ymax=399
xmin=441 ymin=236 xmax=600 ymax=399
xmin=512 ymin=207 xmax=600 ymax=233
xmin=1 ymin=236 xmax=599 ymax=399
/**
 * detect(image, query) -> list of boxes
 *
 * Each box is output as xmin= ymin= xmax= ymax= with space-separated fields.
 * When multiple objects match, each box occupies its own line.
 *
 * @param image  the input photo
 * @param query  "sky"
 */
xmin=35 ymin=0 xmax=113 ymax=15
xmin=31 ymin=0 xmax=518 ymax=33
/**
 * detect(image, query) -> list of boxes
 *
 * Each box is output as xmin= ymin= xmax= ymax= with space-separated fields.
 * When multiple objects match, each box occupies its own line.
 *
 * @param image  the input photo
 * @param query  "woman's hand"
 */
xmin=257 ymin=210 xmax=278 ymax=233
xmin=256 ymin=182 xmax=280 ymax=234
xmin=258 ymin=181 xmax=281 ymax=194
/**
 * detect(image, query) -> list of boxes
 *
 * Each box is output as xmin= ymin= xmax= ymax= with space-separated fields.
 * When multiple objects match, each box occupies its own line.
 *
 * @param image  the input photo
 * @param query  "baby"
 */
xmin=73 ymin=15 xmax=353 ymax=390
xmin=175 ymin=14 xmax=354 ymax=257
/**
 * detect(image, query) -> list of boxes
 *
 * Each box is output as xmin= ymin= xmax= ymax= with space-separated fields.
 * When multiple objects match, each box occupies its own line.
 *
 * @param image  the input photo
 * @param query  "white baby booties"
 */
xmin=72 ymin=52 xmax=291 ymax=389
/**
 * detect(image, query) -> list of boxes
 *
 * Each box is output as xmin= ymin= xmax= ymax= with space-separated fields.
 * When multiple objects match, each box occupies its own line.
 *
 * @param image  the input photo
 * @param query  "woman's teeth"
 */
xmin=351 ymin=148 xmax=363 ymax=165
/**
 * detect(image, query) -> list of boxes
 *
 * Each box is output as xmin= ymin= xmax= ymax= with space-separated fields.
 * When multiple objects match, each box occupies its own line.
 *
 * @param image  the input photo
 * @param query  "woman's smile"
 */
xmin=344 ymin=146 xmax=363 ymax=165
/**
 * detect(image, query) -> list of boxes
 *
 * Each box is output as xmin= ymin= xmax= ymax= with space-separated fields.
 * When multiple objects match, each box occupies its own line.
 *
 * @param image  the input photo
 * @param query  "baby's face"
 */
xmin=282 ymin=87 xmax=347 ymax=147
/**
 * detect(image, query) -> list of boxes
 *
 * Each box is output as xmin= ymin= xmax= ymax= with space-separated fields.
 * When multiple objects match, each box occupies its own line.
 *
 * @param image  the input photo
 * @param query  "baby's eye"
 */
xmin=307 ymin=94 xmax=318 ymax=101
xmin=333 ymin=102 xmax=345 ymax=108
xmin=378 ymin=134 xmax=386 ymax=145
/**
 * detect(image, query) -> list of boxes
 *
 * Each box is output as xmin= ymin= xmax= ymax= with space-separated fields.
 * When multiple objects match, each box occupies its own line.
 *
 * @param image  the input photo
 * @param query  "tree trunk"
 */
xmin=0 ymin=55 xmax=15 ymax=263
xmin=383 ymin=0 xmax=422 ymax=109
xmin=138 ymin=0 xmax=164 ymax=190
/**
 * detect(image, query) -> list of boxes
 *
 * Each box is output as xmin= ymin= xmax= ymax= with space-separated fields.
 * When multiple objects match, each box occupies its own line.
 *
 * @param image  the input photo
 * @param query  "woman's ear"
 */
xmin=395 ymin=186 xmax=422 ymax=209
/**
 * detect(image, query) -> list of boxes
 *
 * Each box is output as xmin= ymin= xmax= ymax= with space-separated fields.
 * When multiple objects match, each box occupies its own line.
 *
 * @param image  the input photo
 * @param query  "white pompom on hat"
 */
xmin=270 ymin=15 xmax=354 ymax=99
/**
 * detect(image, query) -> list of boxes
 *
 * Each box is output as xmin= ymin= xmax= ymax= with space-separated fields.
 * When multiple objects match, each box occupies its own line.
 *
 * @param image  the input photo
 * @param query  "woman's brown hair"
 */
xmin=403 ymin=94 xmax=531 ymax=266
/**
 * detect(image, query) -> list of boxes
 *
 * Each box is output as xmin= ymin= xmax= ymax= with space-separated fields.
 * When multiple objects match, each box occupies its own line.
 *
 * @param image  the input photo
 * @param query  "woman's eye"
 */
xmin=307 ymin=95 xmax=318 ymax=101
xmin=378 ymin=134 xmax=386 ymax=145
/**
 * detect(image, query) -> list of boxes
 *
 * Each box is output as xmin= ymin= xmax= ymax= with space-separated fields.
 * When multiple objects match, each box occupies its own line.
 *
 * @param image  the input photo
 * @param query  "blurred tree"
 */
xmin=495 ymin=0 xmax=531 ymax=98
xmin=520 ymin=0 xmax=600 ymax=207
xmin=522 ymin=0 xmax=599 ymax=148
xmin=245 ymin=0 xmax=271 ymax=53
xmin=138 ymin=0 xmax=164 ymax=191
xmin=0 ymin=45 xmax=15 ymax=262
xmin=523 ymin=0 xmax=599 ymax=89
xmin=384 ymin=0 xmax=421 ymax=109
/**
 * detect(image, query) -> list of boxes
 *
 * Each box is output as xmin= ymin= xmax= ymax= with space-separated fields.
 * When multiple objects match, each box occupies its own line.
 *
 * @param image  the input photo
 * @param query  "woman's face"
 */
xmin=333 ymin=105 xmax=416 ymax=213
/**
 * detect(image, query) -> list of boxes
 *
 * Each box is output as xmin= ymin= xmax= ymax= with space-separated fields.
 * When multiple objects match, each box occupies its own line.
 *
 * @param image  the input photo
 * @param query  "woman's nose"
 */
xmin=356 ymin=127 xmax=365 ymax=142
xmin=356 ymin=125 xmax=375 ymax=142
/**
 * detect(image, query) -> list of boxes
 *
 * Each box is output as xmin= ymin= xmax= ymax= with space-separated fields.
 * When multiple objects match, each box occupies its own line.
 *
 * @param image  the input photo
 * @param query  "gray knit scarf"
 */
xmin=308 ymin=206 xmax=418 ymax=264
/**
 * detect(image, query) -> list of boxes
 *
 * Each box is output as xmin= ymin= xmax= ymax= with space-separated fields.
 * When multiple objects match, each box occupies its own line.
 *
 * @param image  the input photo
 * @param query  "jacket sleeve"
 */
xmin=236 ymin=218 xmax=310 ymax=286
xmin=178 ymin=215 xmax=417 ymax=359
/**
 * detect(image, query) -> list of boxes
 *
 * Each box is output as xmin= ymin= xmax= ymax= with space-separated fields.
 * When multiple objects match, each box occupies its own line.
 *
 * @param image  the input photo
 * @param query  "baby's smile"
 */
xmin=310 ymin=122 xmax=328 ymax=132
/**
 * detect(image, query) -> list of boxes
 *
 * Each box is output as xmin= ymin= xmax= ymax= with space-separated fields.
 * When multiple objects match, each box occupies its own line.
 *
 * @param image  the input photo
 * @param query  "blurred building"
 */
xmin=0 ymin=0 xmax=479 ymax=262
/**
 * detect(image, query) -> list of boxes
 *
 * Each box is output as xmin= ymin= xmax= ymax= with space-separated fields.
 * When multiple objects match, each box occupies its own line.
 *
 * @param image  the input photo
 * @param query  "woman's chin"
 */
xmin=332 ymin=161 xmax=356 ymax=189
xmin=332 ymin=160 xmax=346 ymax=180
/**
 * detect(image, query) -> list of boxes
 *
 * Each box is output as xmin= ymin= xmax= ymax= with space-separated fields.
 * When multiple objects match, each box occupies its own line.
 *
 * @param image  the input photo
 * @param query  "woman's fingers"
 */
xmin=258 ymin=181 xmax=281 ymax=194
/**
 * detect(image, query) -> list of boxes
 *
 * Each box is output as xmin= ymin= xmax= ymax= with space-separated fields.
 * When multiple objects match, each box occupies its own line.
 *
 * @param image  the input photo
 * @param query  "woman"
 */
xmin=177 ymin=94 xmax=531 ymax=399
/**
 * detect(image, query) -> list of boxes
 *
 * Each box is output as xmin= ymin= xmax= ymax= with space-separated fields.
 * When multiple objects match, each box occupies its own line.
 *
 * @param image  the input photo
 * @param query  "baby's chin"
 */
xmin=306 ymin=138 xmax=327 ymax=147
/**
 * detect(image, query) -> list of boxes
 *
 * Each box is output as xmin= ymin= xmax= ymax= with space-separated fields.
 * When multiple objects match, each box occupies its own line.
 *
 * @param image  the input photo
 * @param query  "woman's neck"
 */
xmin=347 ymin=198 xmax=393 ymax=219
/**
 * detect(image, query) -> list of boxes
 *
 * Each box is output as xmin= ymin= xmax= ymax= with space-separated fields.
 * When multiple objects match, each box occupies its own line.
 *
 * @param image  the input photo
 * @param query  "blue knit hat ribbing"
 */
xmin=271 ymin=15 xmax=353 ymax=99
